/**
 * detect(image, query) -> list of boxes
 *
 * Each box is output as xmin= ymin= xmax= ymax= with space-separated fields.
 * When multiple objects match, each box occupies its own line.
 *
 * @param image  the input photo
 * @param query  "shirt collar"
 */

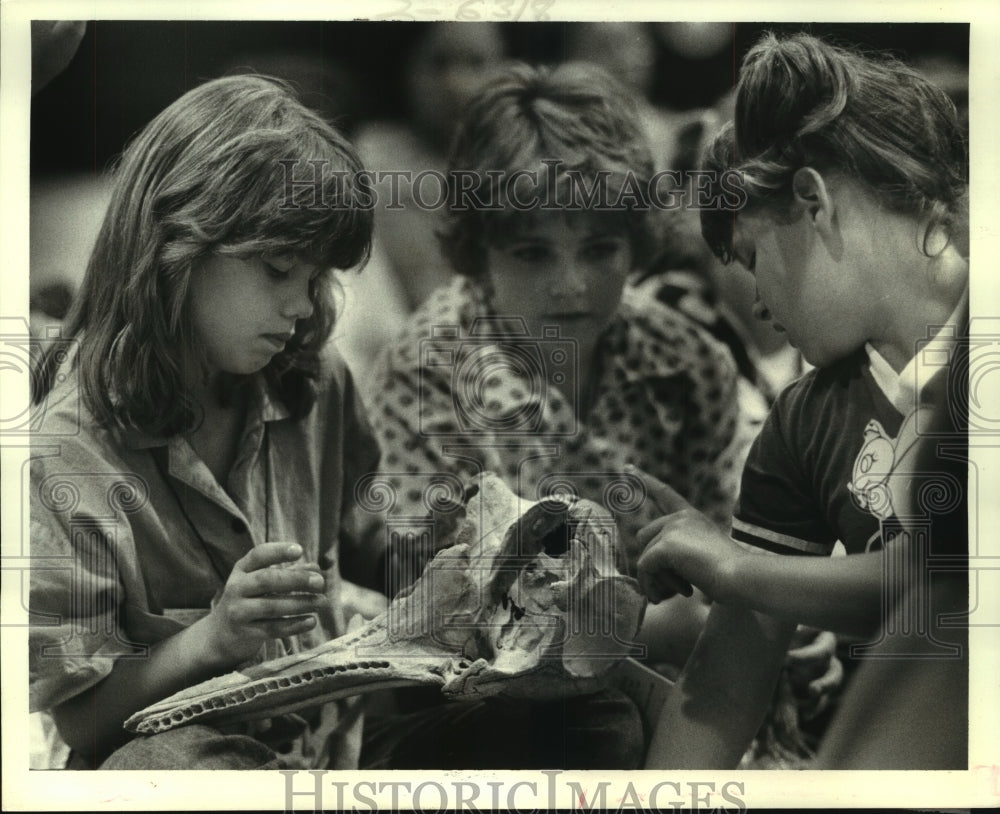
xmin=864 ymin=287 xmax=968 ymax=416
xmin=255 ymin=373 xmax=292 ymax=422
xmin=613 ymin=287 xmax=689 ymax=383
xmin=121 ymin=373 xmax=289 ymax=450
xmin=458 ymin=280 xmax=687 ymax=384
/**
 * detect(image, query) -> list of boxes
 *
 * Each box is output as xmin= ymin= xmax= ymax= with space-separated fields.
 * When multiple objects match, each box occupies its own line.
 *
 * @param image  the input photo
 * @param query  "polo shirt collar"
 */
xmin=864 ymin=287 xmax=968 ymax=416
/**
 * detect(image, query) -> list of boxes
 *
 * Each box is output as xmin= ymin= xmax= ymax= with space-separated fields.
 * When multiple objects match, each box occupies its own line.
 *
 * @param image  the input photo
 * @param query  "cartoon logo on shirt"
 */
xmin=847 ymin=419 xmax=898 ymax=523
xmin=848 ymin=409 xmax=954 ymax=552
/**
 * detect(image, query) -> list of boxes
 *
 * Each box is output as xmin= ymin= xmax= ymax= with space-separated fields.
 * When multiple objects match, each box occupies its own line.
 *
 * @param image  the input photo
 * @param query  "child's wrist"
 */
xmin=187 ymin=615 xmax=253 ymax=673
xmin=711 ymin=552 xmax=746 ymax=605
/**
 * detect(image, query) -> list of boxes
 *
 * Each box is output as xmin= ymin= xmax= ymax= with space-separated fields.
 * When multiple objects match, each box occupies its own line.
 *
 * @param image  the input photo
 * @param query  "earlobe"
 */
xmin=792 ymin=167 xmax=833 ymax=233
xmin=791 ymin=167 xmax=821 ymax=210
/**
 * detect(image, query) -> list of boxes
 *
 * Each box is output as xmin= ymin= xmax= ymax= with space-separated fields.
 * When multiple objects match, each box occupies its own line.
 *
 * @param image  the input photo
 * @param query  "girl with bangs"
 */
xmin=360 ymin=61 xmax=772 ymax=769
xmin=29 ymin=75 xmax=382 ymax=769
xmin=370 ymin=60 xmax=751 ymax=546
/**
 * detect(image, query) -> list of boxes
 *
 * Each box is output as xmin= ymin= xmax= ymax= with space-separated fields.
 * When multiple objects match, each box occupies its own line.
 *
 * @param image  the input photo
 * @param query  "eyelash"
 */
xmin=509 ymin=240 xmax=623 ymax=264
xmin=583 ymin=240 xmax=622 ymax=260
xmin=511 ymin=246 xmax=549 ymax=263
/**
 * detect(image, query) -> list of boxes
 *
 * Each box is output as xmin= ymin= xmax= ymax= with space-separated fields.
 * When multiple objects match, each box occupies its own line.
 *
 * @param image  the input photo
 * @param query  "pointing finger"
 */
xmin=636 ymin=515 xmax=671 ymax=548
xmin=625 ymin=465 xmax=692 ymax=515
xmin=808 ymin=655 xmax=844 ymax=698
xmin=637 ymin=542 xmax=693 ymax=602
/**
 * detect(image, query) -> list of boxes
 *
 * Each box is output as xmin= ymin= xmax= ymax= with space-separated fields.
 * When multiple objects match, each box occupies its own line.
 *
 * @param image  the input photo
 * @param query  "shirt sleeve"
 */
xmin=732 ymin=382 xmax=837 ymax=556
xmin=28 ymin=454 xmax=136 ymax=712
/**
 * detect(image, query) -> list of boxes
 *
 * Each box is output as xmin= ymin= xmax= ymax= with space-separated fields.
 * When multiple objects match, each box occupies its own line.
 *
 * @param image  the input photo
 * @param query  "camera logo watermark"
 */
xmin=0 ymin=317 xmax=79 ymax=436
xmin=7 ymin=461 xmax=151 ymax=658
xmin=419 ymin=317 xmax=578 ymax=437
xmin=852 ymin=316 xmax=1000 ymax=658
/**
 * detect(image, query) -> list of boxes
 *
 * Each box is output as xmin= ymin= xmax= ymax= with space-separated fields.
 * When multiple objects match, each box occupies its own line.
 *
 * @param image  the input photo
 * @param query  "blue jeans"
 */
xmin=79 ymin=689 xmax=643 ymax=770
xmin=79 ymin=725 xmax=286 ymax=770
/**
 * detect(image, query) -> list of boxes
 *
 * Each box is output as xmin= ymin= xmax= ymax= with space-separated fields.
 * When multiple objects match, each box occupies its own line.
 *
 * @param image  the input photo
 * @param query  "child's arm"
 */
xmin=644 ymin=600 xmax=796 ymax=768
xmin=632 ymin=469 xmax=885 ymax=638
xmin=51 ymin=542 xmax=326 ymax=759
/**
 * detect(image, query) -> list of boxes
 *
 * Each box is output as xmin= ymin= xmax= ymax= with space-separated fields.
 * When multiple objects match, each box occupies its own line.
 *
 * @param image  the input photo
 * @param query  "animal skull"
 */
xmin=125 ymin=473 xmax=645 ymax=735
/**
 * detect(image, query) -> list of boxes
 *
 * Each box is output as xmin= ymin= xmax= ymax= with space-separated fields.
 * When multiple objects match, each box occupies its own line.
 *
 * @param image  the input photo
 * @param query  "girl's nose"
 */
xmin=283 ymin=280 xmax=315 ymax=321
xmin=550 ymin=265 xmax=588 ymax=297
xmin=751 ymin=290 xmax=770 ymax=322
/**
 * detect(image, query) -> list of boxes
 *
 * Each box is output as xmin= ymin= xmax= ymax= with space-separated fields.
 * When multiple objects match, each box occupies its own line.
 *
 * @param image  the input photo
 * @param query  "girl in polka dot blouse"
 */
xmin=368 ymin=61 xmax=758 ymax=581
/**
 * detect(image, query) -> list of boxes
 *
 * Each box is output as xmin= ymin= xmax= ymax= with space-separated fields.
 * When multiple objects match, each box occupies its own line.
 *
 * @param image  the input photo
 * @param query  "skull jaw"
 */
xmin=124 ymin=614 xmax=455 ymax=734
xmin=125 ymin=474 xmax=645 ymax=735
xmin=125 ymin=648 xmax=623 ymax=737
xmin=125 ymin=554 xmax=488 ymax=735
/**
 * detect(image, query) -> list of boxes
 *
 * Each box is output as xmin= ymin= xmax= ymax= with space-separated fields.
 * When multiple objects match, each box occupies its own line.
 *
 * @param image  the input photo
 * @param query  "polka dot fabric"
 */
xmin=368 ymin=276 xmax=756 ymax=535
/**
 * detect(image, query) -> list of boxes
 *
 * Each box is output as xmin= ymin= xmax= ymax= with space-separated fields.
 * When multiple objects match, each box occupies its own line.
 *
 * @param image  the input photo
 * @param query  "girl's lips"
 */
xmin=753 ymin=298 xmax=784 ymax=332
xmin=262 ymin=333 xmax=292 ymax=349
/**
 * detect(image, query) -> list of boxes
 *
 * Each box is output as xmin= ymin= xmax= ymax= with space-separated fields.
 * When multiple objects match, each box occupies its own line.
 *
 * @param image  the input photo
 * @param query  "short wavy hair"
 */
xmin=34 ymin=75 xmax=373 ymax=435
xmin=701 ymin=33 xmax=968 ymax=264
xmin=440 ymin=61 xmax=658 ymax=279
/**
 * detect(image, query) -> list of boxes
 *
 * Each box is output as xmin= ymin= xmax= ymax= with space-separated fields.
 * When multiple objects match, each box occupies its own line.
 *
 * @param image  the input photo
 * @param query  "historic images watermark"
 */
xmin=281 ymin=768 xmax=748 ymax=812
xmin=278 ymin=158 xmax=748 ymax=213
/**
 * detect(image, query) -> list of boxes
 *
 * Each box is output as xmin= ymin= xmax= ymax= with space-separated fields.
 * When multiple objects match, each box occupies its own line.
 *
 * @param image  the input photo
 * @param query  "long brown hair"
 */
xmin=32 ymin=75 xmax=373 ymax=436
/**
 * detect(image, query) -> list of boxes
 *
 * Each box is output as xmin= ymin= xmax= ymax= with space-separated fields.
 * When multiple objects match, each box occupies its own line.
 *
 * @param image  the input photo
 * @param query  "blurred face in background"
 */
xmin=564 ymin=22 xmax=656 ymax=99
xmin=407 ymin=22 xmax=506 ymax=147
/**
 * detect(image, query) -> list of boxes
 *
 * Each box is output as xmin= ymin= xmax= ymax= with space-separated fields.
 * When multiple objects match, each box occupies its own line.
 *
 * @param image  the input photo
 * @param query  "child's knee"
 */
xmin=97 ymin=724 xmax=283 ymax=770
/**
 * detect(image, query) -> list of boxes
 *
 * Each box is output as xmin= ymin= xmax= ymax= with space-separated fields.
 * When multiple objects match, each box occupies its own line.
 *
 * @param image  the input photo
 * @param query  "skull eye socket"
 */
xmin=535 ymin=521 xmax=572 ymax=557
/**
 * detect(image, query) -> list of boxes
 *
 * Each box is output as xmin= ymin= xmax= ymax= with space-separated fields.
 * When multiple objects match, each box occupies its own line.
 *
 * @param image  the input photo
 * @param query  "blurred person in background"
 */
xmin=355 ymin=23 xmax=508 ymax=313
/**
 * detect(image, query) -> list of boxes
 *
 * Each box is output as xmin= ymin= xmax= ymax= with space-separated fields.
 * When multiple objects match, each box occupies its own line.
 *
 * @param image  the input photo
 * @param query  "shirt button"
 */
xmin=231 ymin=517 xmax=248 ymax=534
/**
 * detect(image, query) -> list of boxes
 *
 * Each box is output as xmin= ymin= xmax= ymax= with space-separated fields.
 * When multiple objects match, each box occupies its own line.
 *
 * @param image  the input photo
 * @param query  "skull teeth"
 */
xmin=125 ymin=473 xmax=644 ymax=734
